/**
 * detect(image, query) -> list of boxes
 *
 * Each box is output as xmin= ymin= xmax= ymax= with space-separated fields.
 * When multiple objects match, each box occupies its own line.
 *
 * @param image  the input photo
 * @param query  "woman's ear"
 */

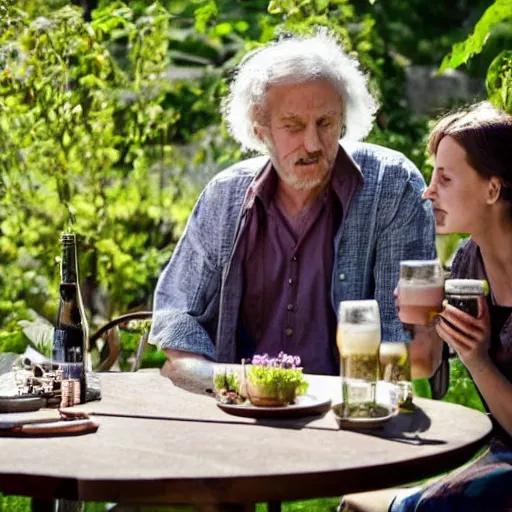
xmin=486 ymin=177 xmax=502 ymax=205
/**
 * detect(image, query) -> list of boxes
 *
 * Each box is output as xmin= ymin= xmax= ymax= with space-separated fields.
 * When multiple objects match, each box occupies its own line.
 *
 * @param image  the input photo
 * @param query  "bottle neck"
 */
xmin=61 ymin=242 xmax=78 ymax=284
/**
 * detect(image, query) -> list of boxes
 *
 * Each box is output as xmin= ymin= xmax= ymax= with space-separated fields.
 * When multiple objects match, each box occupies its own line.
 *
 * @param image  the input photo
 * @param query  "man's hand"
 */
xmin=436 ymin=296 xmax=491 ymax=373
xmin=161 ymin=349 xmax=245 ymax=396
xmin=162 ymin=349 xmax=214 ymax=394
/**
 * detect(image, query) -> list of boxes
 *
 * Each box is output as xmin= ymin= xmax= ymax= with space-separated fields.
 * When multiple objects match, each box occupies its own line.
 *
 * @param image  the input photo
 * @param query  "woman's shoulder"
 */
xmin=449 ymin=238 xmax=484 ymax=279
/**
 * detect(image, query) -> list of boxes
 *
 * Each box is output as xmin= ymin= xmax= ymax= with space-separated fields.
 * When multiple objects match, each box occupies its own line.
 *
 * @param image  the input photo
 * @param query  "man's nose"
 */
xmin=303 ymin=124 xmax=321 ymax=153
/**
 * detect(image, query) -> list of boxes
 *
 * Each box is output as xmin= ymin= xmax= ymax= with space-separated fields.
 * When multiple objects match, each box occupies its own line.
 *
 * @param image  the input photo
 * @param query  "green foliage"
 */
xmin=0 ymin=2 xmax=205 ymax=344
xmin=213 ymin=369 xmax=241 ymax=393
xmin=440 ymin=0 xmax=512 ymax=73
xmin=486 ymin=50 xmax=512 ymax=111
xmin=440 ymin=0 xmax=512 ymax=117
xmin=443 ymin=359 xmax=486 ymax=412
xmin=412 ymin=378 xmax=432 ymax=399
xmin=247 ymin=366 xmax=309 ymax=398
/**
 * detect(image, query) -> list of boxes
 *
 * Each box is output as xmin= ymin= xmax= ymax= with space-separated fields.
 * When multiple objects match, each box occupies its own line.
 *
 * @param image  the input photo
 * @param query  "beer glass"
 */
xmin=398 ymin=260 xmax=444 ymax=325
xmin=445 ymin=279 xmax=488 ymax=318
xmin=379 ymin=341 xmax=413 ymax=410
xmin=337 ymin=300 xmax=381 ymax=417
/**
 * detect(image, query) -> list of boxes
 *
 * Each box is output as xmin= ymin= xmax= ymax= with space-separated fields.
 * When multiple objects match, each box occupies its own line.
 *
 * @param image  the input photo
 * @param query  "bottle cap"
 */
xmin=60 ymin=233 xmax=76 ymax=246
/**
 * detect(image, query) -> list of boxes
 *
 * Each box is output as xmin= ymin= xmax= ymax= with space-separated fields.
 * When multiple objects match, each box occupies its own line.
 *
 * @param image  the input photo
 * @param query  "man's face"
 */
xmin=255 ymin=80 xmax=343 ymax=191
xmin=423 ymin=136 xmax=490 ymax=235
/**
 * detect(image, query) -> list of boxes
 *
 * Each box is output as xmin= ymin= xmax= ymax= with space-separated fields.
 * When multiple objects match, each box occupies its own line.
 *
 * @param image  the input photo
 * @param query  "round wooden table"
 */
xmin=0 ymin=371 xmax=492 ymax=509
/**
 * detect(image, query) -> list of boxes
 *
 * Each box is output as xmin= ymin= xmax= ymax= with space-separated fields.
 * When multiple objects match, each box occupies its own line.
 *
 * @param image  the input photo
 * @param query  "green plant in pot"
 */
xmin=245 ymin=352 xmax=308 ymax=407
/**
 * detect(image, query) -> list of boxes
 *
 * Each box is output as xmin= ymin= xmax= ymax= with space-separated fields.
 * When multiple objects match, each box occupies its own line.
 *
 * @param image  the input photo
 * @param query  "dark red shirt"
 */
xmin=238 ymin=147 xmax=362 ymax=375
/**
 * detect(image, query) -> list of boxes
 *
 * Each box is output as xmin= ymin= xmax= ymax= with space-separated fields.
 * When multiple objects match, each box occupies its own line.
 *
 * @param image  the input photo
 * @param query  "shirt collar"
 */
xmin=244 ymin=142 xmax=364 ymax=212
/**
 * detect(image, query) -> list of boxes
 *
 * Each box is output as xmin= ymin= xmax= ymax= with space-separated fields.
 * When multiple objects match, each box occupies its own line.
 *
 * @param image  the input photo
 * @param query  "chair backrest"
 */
xmin=90 ymin=312 xmax=152 ymax=372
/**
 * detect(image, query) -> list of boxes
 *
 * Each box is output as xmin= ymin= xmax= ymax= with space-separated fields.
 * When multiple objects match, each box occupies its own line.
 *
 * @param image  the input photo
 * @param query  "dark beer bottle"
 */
xmin=52 ymin=233 xmax=89 ymax=404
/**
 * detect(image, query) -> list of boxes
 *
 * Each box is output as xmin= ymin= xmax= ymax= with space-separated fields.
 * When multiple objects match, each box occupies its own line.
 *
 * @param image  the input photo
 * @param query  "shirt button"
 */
xmin=285 ymin=328 xmax=293 ymax=337
xmin=292 ymin=256 xmax=298 ymax=262
xmin=287 ymin=304 xmax=294 ymax=311
xmin=339 ymin=273 xmax=345 ymax=280
xmin=288 ymin=278 xmax=293 ymax=285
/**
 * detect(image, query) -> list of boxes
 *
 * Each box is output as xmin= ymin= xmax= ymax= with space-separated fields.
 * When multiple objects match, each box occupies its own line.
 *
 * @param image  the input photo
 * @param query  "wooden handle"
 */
xmin=9 ymin=419 xmax=99 ymax=436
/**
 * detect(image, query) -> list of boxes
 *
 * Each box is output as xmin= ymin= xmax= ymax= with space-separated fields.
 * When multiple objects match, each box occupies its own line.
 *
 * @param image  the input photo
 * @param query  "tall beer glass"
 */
xmin=398 ymin=260 xmax=444 ymax=325
xmin=379 ymin=341 xmax=413 ymax=410
xmin=337 ymin=300 xmax=381 ymax=417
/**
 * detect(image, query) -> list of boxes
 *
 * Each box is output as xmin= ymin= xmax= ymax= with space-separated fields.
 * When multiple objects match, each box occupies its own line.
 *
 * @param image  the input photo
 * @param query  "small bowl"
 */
xmin=332 ymin=402 xmax=395 ymax=429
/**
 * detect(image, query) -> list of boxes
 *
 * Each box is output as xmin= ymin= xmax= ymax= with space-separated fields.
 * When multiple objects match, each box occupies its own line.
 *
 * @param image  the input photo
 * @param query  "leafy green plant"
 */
xmin=247 ymin=366 xmax=309 ymax=400
xmin=443 ymin=359 xmax=486 ymax=412
xmin=213 ymin=370 xmax=241 ymax=394
xmin=0 ymin=2 xmax=202 ymax=349
xmin=440 ymin=0 xmax=512 ymax=114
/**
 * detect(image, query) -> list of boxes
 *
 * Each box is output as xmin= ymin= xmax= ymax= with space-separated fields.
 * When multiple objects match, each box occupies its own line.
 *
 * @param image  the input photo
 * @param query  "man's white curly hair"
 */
xmin=222 ymin=30 xmax=379 ymax=154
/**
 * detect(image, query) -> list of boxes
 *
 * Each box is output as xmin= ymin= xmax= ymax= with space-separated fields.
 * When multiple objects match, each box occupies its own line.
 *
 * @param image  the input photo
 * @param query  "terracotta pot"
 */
xmin=245 ymin=380 xmax=296 ymax=407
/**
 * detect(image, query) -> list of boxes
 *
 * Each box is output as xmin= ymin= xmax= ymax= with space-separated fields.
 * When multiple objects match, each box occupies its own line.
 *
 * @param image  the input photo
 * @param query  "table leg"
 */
xmin=55 ymin=500 xmax=85 ymax=512
xmin=31 ymin=499 xmax=85 ymax=512
xmin=31 ymin=499 xmax=54 ymax=512
xmin=267 ymin=501 xmax=282 ymax=512
xmin=196 ymin=504 xmax=255 ymax=512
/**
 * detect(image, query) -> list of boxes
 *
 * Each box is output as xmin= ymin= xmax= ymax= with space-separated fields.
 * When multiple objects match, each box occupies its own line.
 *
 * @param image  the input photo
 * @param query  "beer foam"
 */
xmin=337 ymin=325 xmax=381 ymax=355
xmin=399 ymin=281 xmax=444 ymax=289
xmin=445 ymin=279 xmax=488 ymax=296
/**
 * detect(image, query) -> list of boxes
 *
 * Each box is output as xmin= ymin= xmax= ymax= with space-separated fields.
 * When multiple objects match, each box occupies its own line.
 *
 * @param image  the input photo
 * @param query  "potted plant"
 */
xmin=244 ymin=352 xmax=308 ymax=407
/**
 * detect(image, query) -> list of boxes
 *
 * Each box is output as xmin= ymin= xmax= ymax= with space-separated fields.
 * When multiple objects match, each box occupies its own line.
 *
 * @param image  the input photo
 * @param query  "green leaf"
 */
xmin=314 ymin=0 xmax=330 ymax=12
xmin=213 ymin=22 xmax=233 ymax=37
xmin=486 ymin=50 xmax=512 ymax=113
xmin=440 ymin=0 xmax=512 ymax=72
xmin=194 ymin=0 xmax=218 ymax=34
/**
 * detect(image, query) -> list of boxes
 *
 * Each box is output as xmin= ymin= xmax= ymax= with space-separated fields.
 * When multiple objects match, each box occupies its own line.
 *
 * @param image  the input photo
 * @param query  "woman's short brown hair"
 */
xmin=427 ymin=102 xmax=512 ymax=202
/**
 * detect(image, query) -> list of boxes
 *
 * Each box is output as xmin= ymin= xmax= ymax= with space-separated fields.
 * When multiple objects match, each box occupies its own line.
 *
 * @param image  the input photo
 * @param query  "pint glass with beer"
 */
xmin=337 ymin=300 xmax=381 ymax=417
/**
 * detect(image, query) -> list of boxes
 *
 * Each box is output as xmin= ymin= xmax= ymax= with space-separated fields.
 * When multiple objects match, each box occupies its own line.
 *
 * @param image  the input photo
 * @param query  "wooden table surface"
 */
xmin=0 ymin=369 xmax=493 ymax=507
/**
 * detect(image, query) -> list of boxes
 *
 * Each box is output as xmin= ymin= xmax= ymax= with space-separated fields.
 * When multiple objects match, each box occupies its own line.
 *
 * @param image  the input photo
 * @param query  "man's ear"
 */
xmin=486 ymin=177 xmax=502 ymax=205
xmin=253 ymin=122 xmax=270 ymax=144
xmin=253 ymin=123 xmax=264 ymax=142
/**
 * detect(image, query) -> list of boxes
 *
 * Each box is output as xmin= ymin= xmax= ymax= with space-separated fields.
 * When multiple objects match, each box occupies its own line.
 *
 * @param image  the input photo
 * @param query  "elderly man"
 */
xmin=149 ymin=32 xmax=436 ymax=391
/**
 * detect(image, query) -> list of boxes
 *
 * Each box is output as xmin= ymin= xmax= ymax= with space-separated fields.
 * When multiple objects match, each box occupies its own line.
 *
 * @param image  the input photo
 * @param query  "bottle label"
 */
xmin=52 ymin=328 xmax=84 ymax=363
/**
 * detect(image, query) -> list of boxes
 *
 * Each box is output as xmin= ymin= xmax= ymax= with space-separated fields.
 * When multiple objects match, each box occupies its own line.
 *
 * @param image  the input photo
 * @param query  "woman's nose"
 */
xmin=422 ymin=181 xmax=436 ymax=200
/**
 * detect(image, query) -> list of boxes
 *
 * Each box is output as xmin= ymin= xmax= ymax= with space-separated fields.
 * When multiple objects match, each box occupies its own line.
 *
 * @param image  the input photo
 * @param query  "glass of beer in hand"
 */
xmin=398 ymin=260 xmax=444 ymax=325
xmin=337 ymin=300 xmax=381 ymax=417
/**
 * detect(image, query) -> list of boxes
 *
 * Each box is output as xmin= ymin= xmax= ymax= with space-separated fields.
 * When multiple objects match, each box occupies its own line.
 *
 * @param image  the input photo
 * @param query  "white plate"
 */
xmin=216 ymin=395 xmax=331 ymax=419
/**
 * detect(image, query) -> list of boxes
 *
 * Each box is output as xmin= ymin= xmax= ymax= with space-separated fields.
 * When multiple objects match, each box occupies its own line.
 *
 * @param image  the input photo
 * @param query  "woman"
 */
xmin=340 ymin=102 xmax=512 ymax=512
xmin=391 ymin=102 xmax=512 ymax=511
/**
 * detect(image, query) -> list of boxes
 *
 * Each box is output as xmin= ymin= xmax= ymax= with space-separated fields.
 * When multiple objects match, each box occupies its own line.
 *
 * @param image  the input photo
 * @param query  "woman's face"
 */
xmin=423 ymin=136 xmax=491 ymax=235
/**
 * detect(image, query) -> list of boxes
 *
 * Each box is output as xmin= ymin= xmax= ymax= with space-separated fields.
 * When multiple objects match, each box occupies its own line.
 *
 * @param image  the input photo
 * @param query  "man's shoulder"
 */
xmin=198 ymin=155 xmax=268 ymax=209
xmin=210 ymin=155 xmax=268 ymax=185
xmin=345 ymin=141 xmax=421 ymax=177
xmin=344 ymin=141 xmax=425 ymax=194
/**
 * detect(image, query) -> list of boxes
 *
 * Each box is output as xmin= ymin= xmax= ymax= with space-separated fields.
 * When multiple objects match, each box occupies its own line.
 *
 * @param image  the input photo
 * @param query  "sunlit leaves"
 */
xmin=486 ymin=50 xmax=512 ymax=112
xmin=440 ymin=0 xmax=512 ymax=72
xmin=194 ymin=0 xmax=218 ymax=33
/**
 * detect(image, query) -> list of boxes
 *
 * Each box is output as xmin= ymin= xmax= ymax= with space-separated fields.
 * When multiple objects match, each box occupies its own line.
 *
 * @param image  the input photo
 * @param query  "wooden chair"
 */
xmin=89 ymin=311 xmax=152 ymax=372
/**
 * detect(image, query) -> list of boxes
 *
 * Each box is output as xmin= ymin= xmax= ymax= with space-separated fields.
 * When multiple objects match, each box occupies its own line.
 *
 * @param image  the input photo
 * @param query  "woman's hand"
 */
xmin=436 ymin=296 xmax=491 ymax=372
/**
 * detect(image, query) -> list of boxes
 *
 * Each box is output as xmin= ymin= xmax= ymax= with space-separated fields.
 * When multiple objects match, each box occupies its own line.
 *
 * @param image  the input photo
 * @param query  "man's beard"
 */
xmin=273 ymin=153 xmax=333 ymax=190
